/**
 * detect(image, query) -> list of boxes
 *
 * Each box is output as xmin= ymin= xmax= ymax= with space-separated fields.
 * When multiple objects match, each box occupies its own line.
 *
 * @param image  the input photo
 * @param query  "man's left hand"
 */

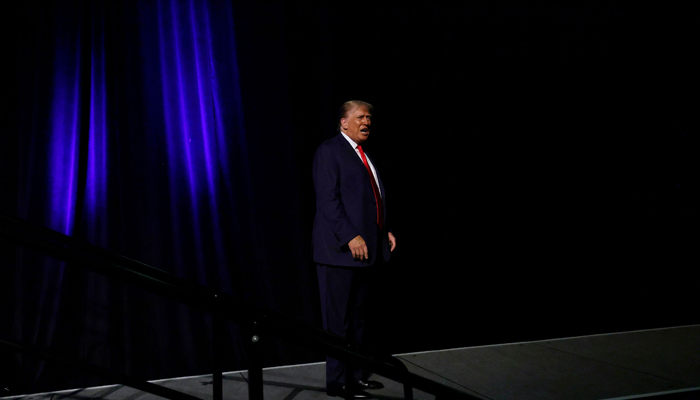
xmin=388 ymin=232 xmax=396 ymax=252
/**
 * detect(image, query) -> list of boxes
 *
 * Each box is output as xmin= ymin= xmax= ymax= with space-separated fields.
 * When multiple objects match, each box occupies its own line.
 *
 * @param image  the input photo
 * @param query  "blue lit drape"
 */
xmin=146 ymin=0 xmax=250 ymax=286
xmin=12 ymin=0 xmax=259 ymax=390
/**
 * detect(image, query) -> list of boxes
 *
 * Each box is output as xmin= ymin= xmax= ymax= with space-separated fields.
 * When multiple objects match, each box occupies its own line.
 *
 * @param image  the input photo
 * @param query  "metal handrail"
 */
xmin=0 ymin=337 xmax=201 ymax=400
xmin=0 ymin=214 xmax=478 ymax=400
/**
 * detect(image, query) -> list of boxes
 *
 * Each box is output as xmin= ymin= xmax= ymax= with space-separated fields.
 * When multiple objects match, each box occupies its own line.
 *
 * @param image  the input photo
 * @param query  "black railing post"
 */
xmin=403 ymin=377 xmax=414 ymax=400
xmin=381 ymin=355 xmax=413 ymax=400
xmin=345 ymin=353 xmax=354 ymax=400
xmin=248 ymin=320 xmax=263 ymax=400
xmin=400 ymin=362 xmax=413 ymax=400
xmin=212 ymin=294 xmax=223 ymax=400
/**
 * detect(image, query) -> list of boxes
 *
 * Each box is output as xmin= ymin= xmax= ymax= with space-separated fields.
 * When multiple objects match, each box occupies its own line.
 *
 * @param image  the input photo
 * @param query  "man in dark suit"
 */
xmin=313 ymin=100 xmax=396 ymax=399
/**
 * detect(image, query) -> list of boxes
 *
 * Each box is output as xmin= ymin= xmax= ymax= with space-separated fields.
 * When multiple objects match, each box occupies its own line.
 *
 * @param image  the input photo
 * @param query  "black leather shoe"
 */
xmin=356 ymin=380 xmax=384 ymax=390
xmin=327 ymin=387 xmax=373 ymax=399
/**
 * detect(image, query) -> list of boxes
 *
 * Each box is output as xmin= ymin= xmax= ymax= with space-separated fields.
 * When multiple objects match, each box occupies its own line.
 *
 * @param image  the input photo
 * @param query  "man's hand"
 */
xmin=388 ymin=232 xmax=397 ymax=252
xmin=348 ymin=235 xmax=368 ymax=260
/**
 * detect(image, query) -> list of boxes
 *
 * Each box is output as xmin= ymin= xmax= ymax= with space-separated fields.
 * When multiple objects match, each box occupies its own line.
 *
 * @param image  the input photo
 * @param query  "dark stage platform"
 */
xmin=3 ymin=325 xmax=699 ymax=400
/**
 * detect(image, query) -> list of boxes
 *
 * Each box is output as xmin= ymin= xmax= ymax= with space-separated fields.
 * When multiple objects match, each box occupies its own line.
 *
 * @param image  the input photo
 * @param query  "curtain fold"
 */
xmin=10 ymin=0 xmax=259 ymax=391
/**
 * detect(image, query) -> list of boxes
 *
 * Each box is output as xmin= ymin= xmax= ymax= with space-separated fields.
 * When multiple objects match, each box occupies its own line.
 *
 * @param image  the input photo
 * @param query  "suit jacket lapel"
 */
xmin=337 ymin=133 xmax=366 ymax=169
xmin=336 ymin=133 xmax=385 ymax=198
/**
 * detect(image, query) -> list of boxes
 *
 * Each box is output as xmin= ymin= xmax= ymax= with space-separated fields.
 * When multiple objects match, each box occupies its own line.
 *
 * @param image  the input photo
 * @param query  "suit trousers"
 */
xmin=317 ymin=263 xmax=378 ymax=391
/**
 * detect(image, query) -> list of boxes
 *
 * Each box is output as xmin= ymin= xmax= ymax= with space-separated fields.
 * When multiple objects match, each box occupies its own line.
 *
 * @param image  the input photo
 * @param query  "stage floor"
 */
xmin=4 ymin=324 xmax=699 ymax=400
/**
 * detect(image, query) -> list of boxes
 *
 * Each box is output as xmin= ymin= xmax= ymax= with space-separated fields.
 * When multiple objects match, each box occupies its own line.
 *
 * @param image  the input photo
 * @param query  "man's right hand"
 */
xmin=348 ymin=235 xmax=368 ymax=260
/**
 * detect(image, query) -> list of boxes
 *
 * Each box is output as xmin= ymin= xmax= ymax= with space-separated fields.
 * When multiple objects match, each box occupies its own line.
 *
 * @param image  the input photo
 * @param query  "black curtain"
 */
xmin=5 ymin=0 xmax=696 ymax=393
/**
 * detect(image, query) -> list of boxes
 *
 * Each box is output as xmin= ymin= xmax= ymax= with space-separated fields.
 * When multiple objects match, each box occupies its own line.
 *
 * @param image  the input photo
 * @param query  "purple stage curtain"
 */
xmin=9 ymin=0 xmax=273 ymax=391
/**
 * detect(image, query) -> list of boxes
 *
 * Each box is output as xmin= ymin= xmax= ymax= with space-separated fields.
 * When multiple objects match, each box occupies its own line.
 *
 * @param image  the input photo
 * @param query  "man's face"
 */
xmin=341 ymin=105 xmax=372 ymax=145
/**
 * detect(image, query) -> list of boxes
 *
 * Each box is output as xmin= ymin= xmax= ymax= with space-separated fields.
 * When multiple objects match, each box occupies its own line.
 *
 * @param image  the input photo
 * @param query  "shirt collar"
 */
xmin=340 ymin=131 xmax=359 ymax=149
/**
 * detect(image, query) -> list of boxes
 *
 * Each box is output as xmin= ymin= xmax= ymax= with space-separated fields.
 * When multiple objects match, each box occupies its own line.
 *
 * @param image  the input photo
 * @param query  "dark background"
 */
xmin=3 ymin=0 xmax=696 ymax=394
xmin=233 ymin=0 xmax=696 ymax=342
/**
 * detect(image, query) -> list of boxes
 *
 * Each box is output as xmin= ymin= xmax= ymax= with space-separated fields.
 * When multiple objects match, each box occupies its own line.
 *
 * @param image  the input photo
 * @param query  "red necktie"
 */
xmin=357 ymin=145 xmax=384 ymax=230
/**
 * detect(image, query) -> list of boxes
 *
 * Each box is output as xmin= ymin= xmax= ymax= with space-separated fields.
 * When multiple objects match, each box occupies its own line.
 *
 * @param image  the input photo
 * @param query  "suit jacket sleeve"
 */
xmin=313 ymin=143 xmax=360 ymax=247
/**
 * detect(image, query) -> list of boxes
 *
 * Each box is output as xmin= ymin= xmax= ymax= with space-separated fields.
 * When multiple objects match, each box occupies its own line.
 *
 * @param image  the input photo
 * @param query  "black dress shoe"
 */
xmin=327 ymin=387 xmax=373 ymax=399
xmin=356 ymin=380 xmax=384 ymax=390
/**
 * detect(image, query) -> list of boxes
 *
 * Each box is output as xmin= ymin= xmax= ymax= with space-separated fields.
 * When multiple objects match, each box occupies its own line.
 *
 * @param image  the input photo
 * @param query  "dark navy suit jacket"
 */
xmin=312 ymin=133 xmax=392 ymax=267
